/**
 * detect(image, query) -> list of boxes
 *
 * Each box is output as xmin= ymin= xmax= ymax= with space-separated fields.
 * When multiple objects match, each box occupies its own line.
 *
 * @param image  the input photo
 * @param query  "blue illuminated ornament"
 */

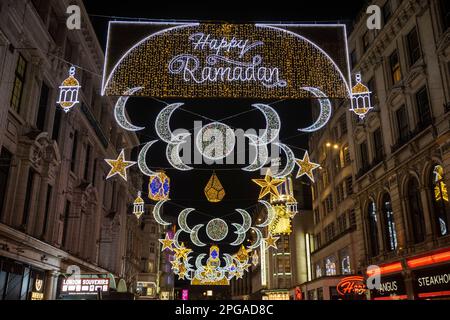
xmin=148 ymin=171 xmax=170 ymax=201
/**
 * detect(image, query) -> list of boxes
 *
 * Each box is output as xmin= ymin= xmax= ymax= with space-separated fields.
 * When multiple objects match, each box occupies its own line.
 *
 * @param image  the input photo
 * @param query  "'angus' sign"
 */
xmin=102 ymin=22 xmax=351 ymax=99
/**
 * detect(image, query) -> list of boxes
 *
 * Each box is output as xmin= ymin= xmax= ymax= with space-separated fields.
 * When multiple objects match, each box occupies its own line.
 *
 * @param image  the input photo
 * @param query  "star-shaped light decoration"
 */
xmin=252 ymin=169 xmax=284 ymax=200
xmin=295 ymin=151 xmax=320 ymax=183
xmin=105 ymin=149 xmax=136 ymax=181
xmin=173 ymin=243 xmax=192 ymax=260
xmin=159 ymin=233 xmax=174 ymax=252
xmin=265 ymin=233 xmax=280 ymax=250
xmin=177 ymin=264 xmax=187 ymax=280
xmin=170 ymin=258 xmax=182 ymax=271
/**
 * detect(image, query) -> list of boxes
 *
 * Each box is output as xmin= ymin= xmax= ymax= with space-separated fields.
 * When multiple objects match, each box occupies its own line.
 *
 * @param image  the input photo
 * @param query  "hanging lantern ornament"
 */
xmin=57 ymin=66 xmax=81 ymax=113
xmin=133 ymin=191 xmax=145 ymax=219
xmin=148 ymin=171 xmax=170 ymax=201
xmin=204 ymin=172 xmax=225 ymax=203
xmin=350 ymin=73 xmax=372 ymax=120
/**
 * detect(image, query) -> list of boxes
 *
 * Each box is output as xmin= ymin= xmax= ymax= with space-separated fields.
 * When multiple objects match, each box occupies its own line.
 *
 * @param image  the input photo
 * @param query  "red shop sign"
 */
xmin=337 ymin=276 xmax=367 ymax=296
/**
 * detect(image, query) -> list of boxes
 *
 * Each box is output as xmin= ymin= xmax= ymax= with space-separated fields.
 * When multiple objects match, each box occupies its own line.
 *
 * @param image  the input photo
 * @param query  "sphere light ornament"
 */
xmin=148 ymin=171 xmax=170 ymax=201
xmin=350 ymin=73 xmax=373 ymax=120
xmin=57 ymin=66 xmax=81 ymax=113
xmin=196 ymin=122 xmax=236 ymax=161
xmin=206 ymin=218 xmax=229 ymax=241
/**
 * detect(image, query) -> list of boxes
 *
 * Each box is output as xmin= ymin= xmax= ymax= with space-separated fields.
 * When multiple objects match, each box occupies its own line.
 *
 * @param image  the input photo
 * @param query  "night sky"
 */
xmin=82 ymin=0 xmax=366 ymax=288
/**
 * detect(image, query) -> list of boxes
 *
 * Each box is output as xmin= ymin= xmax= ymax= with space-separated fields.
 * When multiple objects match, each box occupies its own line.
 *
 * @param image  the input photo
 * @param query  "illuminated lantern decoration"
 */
xmin=133 ymin=191 xmax=145 ymax=219
xmin=350 ymin=73 xmax=372 ymax=120
xmin=204 ymin=172 xmax=225 ymax=203
xmin=57 ymin=66 xmax=81 ymax=113
xmin=148 ymin=171 xmax=170 ymax=201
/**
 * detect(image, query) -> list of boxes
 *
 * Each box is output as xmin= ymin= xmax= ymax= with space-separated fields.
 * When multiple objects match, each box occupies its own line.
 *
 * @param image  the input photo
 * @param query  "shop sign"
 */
xmin=31 ymin=278 xmax=45 ymax=300
xmin=61 ymin=278 xmax=109 ymax=295
xmin=370 ymin=273 xmax=407 ymax=300
xmin=413 ymin=265 xmax=450 ymax=298
xmin=337 ymin=276 xmax=367 ymax=296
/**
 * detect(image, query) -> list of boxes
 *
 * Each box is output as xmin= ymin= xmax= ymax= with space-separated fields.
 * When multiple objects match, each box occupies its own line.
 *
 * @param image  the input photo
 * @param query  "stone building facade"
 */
xmin=347 ymin=0 xmax=450 ymax=300
xmin=0 ymin=0 xmax=157 ymax=300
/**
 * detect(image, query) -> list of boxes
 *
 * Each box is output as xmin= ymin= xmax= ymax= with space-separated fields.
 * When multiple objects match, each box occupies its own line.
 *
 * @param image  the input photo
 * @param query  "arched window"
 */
xmin=431 ymin=165 xmax=449 ymax=236
xmin=325 ymin=256 xmax=337 ymax=276
xmin=367 ymin=201 xmax=379 ymax=257
xmin=381 ymin=193 xmax=398 ymax=251
xmin=407 ymin=178 xmax=425 ymax=243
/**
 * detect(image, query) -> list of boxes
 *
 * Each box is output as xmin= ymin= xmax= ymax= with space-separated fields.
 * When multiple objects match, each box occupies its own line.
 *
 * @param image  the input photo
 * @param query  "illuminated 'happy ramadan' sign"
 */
xmin=168 ymin=33 xmax=287 ymax=88
xmin=102 ymin=23 xmax=351 ymax=99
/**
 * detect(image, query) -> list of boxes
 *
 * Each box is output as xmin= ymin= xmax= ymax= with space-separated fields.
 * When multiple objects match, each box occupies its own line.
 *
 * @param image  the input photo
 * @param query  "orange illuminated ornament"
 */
xmin=57 ymin=66 xmax=81 ymax=113
xmin=350 ymin=73 xmax=372 ymax=120
xmin=204 ymin=172 xmax=225 ymax=203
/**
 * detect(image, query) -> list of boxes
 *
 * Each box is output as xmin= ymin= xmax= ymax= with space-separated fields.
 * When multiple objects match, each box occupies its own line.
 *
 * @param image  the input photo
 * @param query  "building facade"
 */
xmin=347 ymin=0 xmax=450 ymax=300
xmin=0 ymin=0 xmax=156 ymax=300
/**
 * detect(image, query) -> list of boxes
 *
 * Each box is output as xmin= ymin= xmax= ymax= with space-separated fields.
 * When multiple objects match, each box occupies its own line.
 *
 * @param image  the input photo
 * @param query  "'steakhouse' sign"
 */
xmin=102 ymin=22 xmax=352 ymax=99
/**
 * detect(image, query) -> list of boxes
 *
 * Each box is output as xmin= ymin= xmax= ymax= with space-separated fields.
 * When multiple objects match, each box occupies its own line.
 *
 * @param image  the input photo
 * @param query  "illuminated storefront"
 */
xmin=367 ymin=248 xmax=450 ymax=300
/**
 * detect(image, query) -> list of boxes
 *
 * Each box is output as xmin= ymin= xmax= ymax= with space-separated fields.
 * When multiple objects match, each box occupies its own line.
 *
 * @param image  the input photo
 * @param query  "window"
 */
xmin=350 ymin=50 xmax=357 ymax=70
xmin=336 ymin=184 xmax=344 ymax=204
xmin=362 ymin=31 xmax=371 ymax=52
xmin=340 ymin=249 xmax=352 ymax=274
xmin=337 ymin=213 xmax=348 ymax=233
xmin=41 ymin=185 xmax=52 ymax=239
xmin=359 ymin=141 xmax=369 ymax=169
xmin=372 ymin=128 xmax=384 ymax=161
xmin=0 ymin=148 xmax=12 ymax=220
xmin=70 ymin=131 xmax=78 ymax=173
xmin=324 ymin=195 xmax=334 ymax=215
xmin=367 ymin=77 xmax=377 ymax=105
xmin=382 ymin=193 xmax=398 ymax=252
xmin=36 ymin=82 xmax=49 ymax=131
xmin=22 ymin=168 xmax=35 ymax=228
xmin=10 ymin=55 xmax=27 ymax=112
xmin=52 ymin=109 xmax=62 ymax=141
xmin=315 ymin=264 xmax=322 ymax=279
xmin=368 ymin=201 xmax=380 ymax=257
xmin=407 ymin=178 xmax=425 ymax=243
xmin=315 ymin=233 xmax=322 ymax=250
xmin=325 ymin=222 xmax=336 ymax=242
xmin=349 ymin=209 xmax=356 ymax=227
xmin=62 ymin=200 xmax=71 ymax=248
xmin=439 ymin=0 xmax=450 ymax=30
xmin=407 ymin=27 xmax=421 ymax=66
xmin=64 ymin=39 xmax=74 ymax=62
xmin=317 ymin=288 xmax=324 ymax=300
xmin=415 ymin=86 xmax=432 ymax=127
xmin=340 ymin=115 xmax=348 ymax=135
xmin=431 ymin=165 xmax=449 ymax=236
xmin=390 ymin=50 xmax=402 ymax=84
xmin=83 ymin=145 xmax=91 ymax=180
xmin=31 ymin=0 xmax=48 ymax=21
xmin=345 ymin=176 xmax=353 ymax=195
xmin=382 ymin=1 xmax=392 ymax=24
xmin=325 ymin=256 xmax=337 ymax=276
xmin=343 ymin=146 xmax=351 ymax=167
xmin=48 ymin=9 xmax=59 ymax=41
xmin=396 ymin=105 xmax=409 ymax=142
xmin=92 ymin=159 xmax=97 ymax=186
xmin=149 ymin=242 xmax=155 ymax=254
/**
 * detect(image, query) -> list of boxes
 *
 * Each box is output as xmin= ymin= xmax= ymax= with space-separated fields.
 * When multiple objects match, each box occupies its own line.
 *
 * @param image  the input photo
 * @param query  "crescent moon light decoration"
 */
xmin=166 ymin=133 xmax=193 ymax=171
xmin=155 ymin=103 xmax=185 ymax=143
xmin=257 ymin=200 xmax=276 ymax=228
xmin=172 ymin=229 xmax=182 ymax=249
xmin=248 ymin=227 xmax=263 ymax=250
xmin=195 ymin=254 xmax=206 ymax=270
xmin=245 ymin=104 xmax=281 ymax=146
xmin=272 ymin=143 xmax=296 ymax=179
xmin=242 ymin=134 xmax=269 ymax=172
xmin=234 ymin=209 xmax=252 ymax=234
xmin=153 ymin=200 xmax=171 ymax=226
xmin=114 ymin=87 xmax=145 ymax=131
xmin=178 ymin=208 xmax=195 ymax=233
xmin=231 ymin=225 xmax=246 ymax=246
xmin=138 ymin=140 xmax=158 ymax=177
xmin=190 ymin=224 xmax=207 ymax=247
xmin=298 ymin=87 xmax=332 ymax=132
